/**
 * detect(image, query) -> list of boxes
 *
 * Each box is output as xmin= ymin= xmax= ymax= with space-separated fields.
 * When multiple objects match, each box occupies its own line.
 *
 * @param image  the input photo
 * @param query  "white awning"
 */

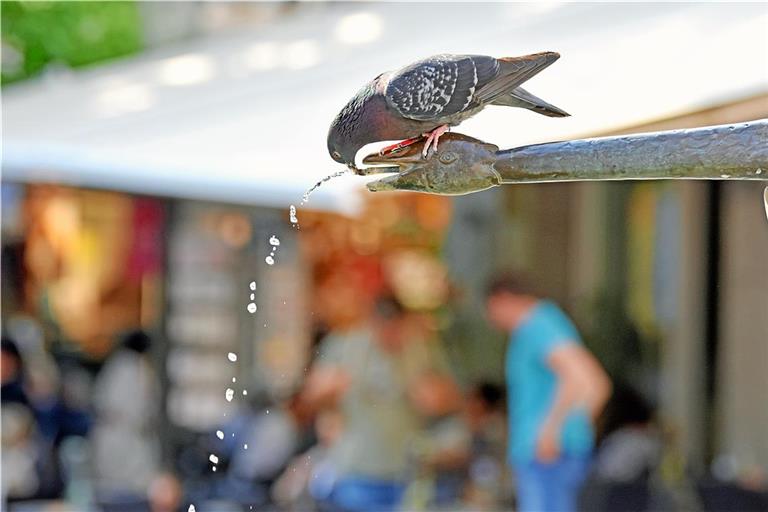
xmin=3 ymin=2 xmax=766 ymax=213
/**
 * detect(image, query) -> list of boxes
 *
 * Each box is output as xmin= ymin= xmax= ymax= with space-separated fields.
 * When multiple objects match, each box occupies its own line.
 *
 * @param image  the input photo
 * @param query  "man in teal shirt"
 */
xmin=485 ymin=274 xmax=612 ymax=512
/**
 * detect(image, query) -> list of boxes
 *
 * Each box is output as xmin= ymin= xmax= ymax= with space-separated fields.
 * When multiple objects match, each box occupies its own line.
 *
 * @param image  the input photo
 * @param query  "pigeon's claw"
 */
xmin=378 ymin=135 xmax=425 ymax=156
xmin=422 ymin=125 xmax=450 ymax=157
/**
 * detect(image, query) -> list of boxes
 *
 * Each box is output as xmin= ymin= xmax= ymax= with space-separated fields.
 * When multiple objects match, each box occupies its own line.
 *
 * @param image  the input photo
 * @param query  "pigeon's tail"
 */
xmin=491 ymin=87 xmax=570 ymax=117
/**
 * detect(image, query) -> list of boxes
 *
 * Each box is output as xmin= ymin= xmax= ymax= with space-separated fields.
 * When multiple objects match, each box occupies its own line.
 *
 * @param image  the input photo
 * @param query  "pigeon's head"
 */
xmin=328 ymin=80 xmax=380 ymax=170
xmin=327 ymin=120 xmax=359 ymax=170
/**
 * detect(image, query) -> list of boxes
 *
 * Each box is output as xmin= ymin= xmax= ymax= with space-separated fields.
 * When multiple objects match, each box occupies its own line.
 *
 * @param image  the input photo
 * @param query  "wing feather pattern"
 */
xmin=384 ymin=52 xmax=560 ymax=123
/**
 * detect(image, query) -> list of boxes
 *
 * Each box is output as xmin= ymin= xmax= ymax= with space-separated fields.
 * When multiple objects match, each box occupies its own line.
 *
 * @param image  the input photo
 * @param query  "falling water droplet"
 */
xmin=289 ymin=205 xmax=299 ymax=226
xmin=188 ymin=505 xmax=196 ymax=512
xmin=265 ymin=256 xmax=275 ymax=265
xmin=216 ymin=430 xmax=224 ymax=440
xmin=266 ymin=409 xmax=270 ymax=414
xmin=244 ymin=444 xmax=249 ymax=450
xmin=269 ymin=235 xmax=281 ymax=246
xmin=232 ymin=377 xmax=236 ymax=383
xmin=249 ymin=281 xmax=256 ymax=290
xmin=212 ymin=466 xmax=217 ymax=472
xmin=250 ymin=293 xmax=255 ymax=300
xmin=227 ymin=352 xmax=237 ymax=362
xmin=225 ymin=388 xmax=234 ymax=402
xmin=300 ymin=170 xmax=348 ymax=205
xmin=209 ymin=454 xmax=219 ymax=464
xmin=242 ymin=389 xmax=248 ymax=396
xmin=247 ymin=303 xmax=257 ymax=313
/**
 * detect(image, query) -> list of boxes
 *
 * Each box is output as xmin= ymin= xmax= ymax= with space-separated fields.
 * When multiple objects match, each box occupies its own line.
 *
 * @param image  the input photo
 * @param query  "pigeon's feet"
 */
xmin=422 ymin=125 xmax=450 ymax=157
xmin=378 ymin=135 xmax=424 ymax=157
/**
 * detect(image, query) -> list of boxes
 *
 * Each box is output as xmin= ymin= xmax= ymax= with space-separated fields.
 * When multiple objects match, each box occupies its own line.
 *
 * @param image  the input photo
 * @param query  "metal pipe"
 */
xmin=495 ymin=120 xmax=767 ymax=183
xmin=363 ymin=120 xmax=768 ymax=195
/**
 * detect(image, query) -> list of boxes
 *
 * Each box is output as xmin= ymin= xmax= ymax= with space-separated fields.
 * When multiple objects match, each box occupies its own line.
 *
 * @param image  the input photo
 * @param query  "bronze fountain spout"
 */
xmin=362 ymin=120 xmax=768 ymax=195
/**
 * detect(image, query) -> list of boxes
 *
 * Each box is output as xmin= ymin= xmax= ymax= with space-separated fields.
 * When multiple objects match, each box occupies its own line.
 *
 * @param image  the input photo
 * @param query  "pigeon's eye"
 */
xmin=332 ymin=150 xmax=341 ymax=160
xmin=439 ymin=151 xmax=457 ymax=164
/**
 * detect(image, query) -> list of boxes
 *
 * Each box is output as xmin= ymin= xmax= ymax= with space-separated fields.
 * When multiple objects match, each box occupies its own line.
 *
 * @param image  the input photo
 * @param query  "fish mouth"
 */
xmin=362 ymin=142 xmax=426 ymax=168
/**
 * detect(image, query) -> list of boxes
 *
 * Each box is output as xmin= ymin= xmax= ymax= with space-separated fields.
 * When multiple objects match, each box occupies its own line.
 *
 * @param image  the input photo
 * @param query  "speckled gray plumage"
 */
xmin=327 ymin=51 xmax=568 ymax=168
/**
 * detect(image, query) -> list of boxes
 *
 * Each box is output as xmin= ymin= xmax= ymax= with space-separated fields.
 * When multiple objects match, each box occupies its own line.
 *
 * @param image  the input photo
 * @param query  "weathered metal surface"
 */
xmin=363 ymin=120 xmax=768 ymax=195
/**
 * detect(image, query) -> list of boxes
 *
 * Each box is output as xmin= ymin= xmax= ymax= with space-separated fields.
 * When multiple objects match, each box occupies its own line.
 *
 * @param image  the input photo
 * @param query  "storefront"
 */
xmin=0 ymin=183 xmax=310 ymax=464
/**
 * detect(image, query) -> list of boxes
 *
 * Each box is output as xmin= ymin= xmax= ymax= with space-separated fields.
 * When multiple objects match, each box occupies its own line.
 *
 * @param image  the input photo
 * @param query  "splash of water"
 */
xmin=300 ymin=170 xmax=348 ymax=206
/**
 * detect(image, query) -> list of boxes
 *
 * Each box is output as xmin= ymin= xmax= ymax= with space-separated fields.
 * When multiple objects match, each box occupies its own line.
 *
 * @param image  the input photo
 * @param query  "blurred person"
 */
xmin=303 ymin=293 xmax=461 ymax=512
xmin=593 ymin=382 xmax=660 ymax=483
xmin=3 ymin=316 xmax=60 ymax=406
xmin=148 ymin=472 xmax=183 ymax=512
xmin=578 ymin=383 xmax=665 ymax=512
xmin=216 ymin=392 xmax=314 ymax=507
xmin=2 ymin=337 xmax=40 ymax=502
xmin=485 ymin=274 xmax=612 ymax=512
xmin=405 ymin=408 xmax=472 ymax=510
xmin=3 ymin=333 xmax=95 ymax=504
xmin=272 ymin=408 xmax=345 ymax=511
xmin=2 ymin=336 xmax=30 ymax=405
xmin=2 ymin=401 xmax=42 ymax=502
xmin=463 ymin=381 xmax=511 ymax=510
xmin=91 ymin=329 xmax=160 ymax=505
xmin=2 ymin=336 xmax=67 ymax=503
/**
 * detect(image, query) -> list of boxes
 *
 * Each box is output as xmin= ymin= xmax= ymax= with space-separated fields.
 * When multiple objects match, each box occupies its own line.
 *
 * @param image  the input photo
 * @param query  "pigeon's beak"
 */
xmin=348 ymin=162 xmax=400 ymax=176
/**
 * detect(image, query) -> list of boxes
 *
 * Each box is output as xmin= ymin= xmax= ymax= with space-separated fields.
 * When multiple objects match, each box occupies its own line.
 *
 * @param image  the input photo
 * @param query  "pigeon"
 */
xmin=327 ymin=51 xmax=569 ymax=173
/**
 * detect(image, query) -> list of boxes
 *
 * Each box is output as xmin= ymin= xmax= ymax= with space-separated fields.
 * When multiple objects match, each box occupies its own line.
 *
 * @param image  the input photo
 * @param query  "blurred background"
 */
xmin=2 ymin=2 xmax=767 ymax=511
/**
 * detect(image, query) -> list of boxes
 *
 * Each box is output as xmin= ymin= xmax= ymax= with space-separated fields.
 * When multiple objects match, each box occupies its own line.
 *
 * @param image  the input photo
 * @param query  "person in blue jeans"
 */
xmin=485 ymin=274 xmax=612 ymax=512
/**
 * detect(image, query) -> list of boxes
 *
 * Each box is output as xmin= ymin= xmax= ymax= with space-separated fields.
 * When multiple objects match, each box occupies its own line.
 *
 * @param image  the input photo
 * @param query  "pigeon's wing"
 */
xmin=384 ymin=54 xmax=500 ymax=121
xmin=473 ymin=52 xmax=560 ymax=104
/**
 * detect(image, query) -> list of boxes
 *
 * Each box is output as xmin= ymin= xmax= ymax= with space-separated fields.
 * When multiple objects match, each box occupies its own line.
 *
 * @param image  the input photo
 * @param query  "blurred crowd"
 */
xmin=3 ymin=275 xmax=698 ymax=512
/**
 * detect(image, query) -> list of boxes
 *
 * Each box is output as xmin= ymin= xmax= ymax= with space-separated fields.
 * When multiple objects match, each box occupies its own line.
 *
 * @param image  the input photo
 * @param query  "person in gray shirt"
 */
xmin=303 ymin=294 xmax=460 ymax=512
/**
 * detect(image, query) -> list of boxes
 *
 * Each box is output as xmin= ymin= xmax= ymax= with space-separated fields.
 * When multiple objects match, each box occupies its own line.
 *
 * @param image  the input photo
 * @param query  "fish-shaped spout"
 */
xmin=363 ymin=134 xmax=502 ymax=195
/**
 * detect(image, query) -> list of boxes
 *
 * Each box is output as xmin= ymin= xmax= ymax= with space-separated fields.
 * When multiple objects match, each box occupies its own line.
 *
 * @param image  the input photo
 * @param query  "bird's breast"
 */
xmin=367 ymin=95 xmax=430 ymax=140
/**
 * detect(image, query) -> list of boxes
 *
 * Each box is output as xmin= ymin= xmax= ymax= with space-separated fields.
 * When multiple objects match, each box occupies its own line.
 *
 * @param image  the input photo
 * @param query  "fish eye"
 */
xmin=439 ymin=151 xmax=457 ymax=164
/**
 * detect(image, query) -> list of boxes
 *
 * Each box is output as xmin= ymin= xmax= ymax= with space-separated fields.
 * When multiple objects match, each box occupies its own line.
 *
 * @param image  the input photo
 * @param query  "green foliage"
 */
xmin=1 ymin=1 xmax=142 ymax=85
